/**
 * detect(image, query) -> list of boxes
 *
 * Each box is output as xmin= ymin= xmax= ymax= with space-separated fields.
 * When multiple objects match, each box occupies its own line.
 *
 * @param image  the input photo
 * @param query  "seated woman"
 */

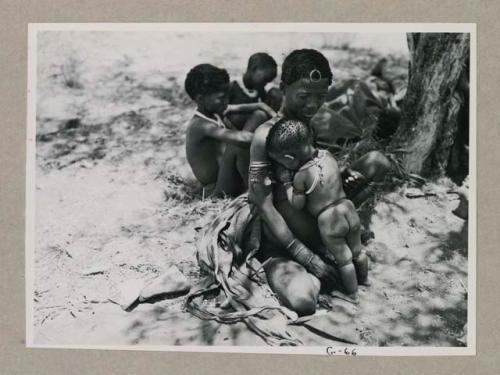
xmin=198 ymin=49 xmax=391 ymax=317
xmin=249 ymin=49 xmax=391 ymax=316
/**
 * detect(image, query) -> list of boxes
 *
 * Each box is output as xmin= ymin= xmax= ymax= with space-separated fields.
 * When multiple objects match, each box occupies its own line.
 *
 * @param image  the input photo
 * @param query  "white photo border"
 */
xmin=25 ymin=22 xmax=477 ymax=356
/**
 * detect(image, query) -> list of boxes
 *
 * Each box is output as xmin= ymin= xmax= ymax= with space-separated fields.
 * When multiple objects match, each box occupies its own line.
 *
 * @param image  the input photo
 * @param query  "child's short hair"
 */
xmin=184 ymin=64 xmax=230 ymax=100
xmin=247 ymin=52 xmax=277 ymax=73
xmin=266 ymin=119 xmax=311 ymax=155
xmin=281 ymin=49 xmax=333 ymax=86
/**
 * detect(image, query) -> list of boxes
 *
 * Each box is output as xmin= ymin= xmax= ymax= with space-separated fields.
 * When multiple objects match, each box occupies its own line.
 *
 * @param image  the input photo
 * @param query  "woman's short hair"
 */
xmin=281 ymin=49 xmax=333 ymax=86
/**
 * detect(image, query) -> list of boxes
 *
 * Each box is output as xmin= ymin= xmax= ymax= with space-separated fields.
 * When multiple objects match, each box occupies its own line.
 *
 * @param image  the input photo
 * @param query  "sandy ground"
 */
xmin=32 ymin=31 xmax=468 ymax=347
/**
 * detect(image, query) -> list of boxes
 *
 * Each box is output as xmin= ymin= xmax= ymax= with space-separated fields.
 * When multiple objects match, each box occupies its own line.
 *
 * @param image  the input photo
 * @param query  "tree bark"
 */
xmin=390 ymin=33 xmax=470 ymax=177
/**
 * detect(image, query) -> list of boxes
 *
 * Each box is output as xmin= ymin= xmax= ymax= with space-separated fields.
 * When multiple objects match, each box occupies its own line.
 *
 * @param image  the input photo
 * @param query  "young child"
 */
xmin=266 ymin=119 xmax=369 ymax=301
xmin=184 ymin=64 xmax=254 ymax=197
xmin=227 ymin=52 xmax=281 ymax=132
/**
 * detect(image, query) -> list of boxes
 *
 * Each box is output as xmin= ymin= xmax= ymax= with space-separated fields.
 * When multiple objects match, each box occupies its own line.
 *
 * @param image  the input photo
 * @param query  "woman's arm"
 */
xmin=249 ymin=126 xmax=296 ymax=246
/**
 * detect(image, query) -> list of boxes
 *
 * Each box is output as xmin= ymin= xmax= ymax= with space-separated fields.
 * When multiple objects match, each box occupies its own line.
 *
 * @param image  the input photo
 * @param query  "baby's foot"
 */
xmin=359 ymin=278 xmax=371 ymax=287
xmin=331 ymin=290 xmax=359 ymax=305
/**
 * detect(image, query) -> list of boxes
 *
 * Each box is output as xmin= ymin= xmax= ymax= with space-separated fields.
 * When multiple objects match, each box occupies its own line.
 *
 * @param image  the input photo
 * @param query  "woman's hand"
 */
xmin=341 ymin=167 xmax=366 ymax=196
xmin=308 ymin=258 xmax=339 ymax=288
xmin=287 ymin=240 xmax=339 ymax=288
xmin=344 ymin=169 xmax=364 ymax=183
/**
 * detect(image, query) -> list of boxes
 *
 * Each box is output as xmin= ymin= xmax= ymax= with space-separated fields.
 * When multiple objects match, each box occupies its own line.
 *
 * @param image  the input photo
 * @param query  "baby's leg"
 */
xmin=344 ymin=201 xmax=369 ymax=285
xmin=343 ymin=201 xmax=362 ymax=257
xmin=326 ymin=237 xmax=359 ymax=302
xmin=353 ymin=251 xmax=369 ymax=286
xmin=318 ymin=212 xmax=358 ymax=300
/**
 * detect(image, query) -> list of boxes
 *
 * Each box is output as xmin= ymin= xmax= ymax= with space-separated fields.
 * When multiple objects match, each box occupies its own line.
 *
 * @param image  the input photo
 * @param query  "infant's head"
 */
xmin=266 ymin=119 xmax=314 ymax=171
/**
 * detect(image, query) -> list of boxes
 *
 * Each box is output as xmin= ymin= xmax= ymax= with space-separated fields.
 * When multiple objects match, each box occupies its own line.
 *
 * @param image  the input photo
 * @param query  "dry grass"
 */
xmin=60 ymin=55 xmax=84 ymax=89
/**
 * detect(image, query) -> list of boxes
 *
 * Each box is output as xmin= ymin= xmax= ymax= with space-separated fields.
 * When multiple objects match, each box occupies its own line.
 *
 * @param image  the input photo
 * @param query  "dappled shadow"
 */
xmin=381 ymin=300 xmax=467 ymax=347
xmin=122 ymin=297 xmax=256 ymax=346
xmin=336 ymin=185 xmax=470 ymax=347
xmin=422 ymin=221 xmax=468 ymax=262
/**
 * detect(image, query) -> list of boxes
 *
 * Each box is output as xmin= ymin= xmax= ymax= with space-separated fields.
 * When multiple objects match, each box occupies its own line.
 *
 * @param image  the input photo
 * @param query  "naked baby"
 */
xmin=266 ymin=119 xmax=370 ymax=301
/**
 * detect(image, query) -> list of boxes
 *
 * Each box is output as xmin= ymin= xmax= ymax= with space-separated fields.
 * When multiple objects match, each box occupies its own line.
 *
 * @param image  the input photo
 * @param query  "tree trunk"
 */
xmin=390 ymin=33 xmax=470 ymax=177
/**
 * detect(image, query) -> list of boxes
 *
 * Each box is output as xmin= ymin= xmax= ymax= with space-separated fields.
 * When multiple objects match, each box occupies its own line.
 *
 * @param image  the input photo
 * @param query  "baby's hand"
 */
xmin=274 ymin=164 xmax=294 ymax=184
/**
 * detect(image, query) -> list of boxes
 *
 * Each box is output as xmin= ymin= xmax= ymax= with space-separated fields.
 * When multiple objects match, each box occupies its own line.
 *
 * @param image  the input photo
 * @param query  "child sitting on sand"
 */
xmin=227 ymin=52 xmax=282 ymax=132
xmin=266 ymin=119 xmax=369 ymax=302
xmin=184 ymin=64 xmax=274 ymax=197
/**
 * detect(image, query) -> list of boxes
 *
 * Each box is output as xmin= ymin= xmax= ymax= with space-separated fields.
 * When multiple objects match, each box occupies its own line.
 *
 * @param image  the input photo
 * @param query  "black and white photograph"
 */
xmin=26 ymin=23 xmax=475 ymax=354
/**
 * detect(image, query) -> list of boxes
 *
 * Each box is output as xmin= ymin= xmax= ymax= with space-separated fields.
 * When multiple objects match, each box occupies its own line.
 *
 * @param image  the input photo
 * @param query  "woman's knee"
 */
xmin=352 ymin=150 xmax=391 ymax=182
xmin=266 ymin=260 xmax=319 ymax=316
xmin=282 ymin=275 xmax=319 ymax=316
xmin=367 ymin=151 xmax=391 ymax=180
xmin=285 ymin=292 xmax=317 ymax=316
